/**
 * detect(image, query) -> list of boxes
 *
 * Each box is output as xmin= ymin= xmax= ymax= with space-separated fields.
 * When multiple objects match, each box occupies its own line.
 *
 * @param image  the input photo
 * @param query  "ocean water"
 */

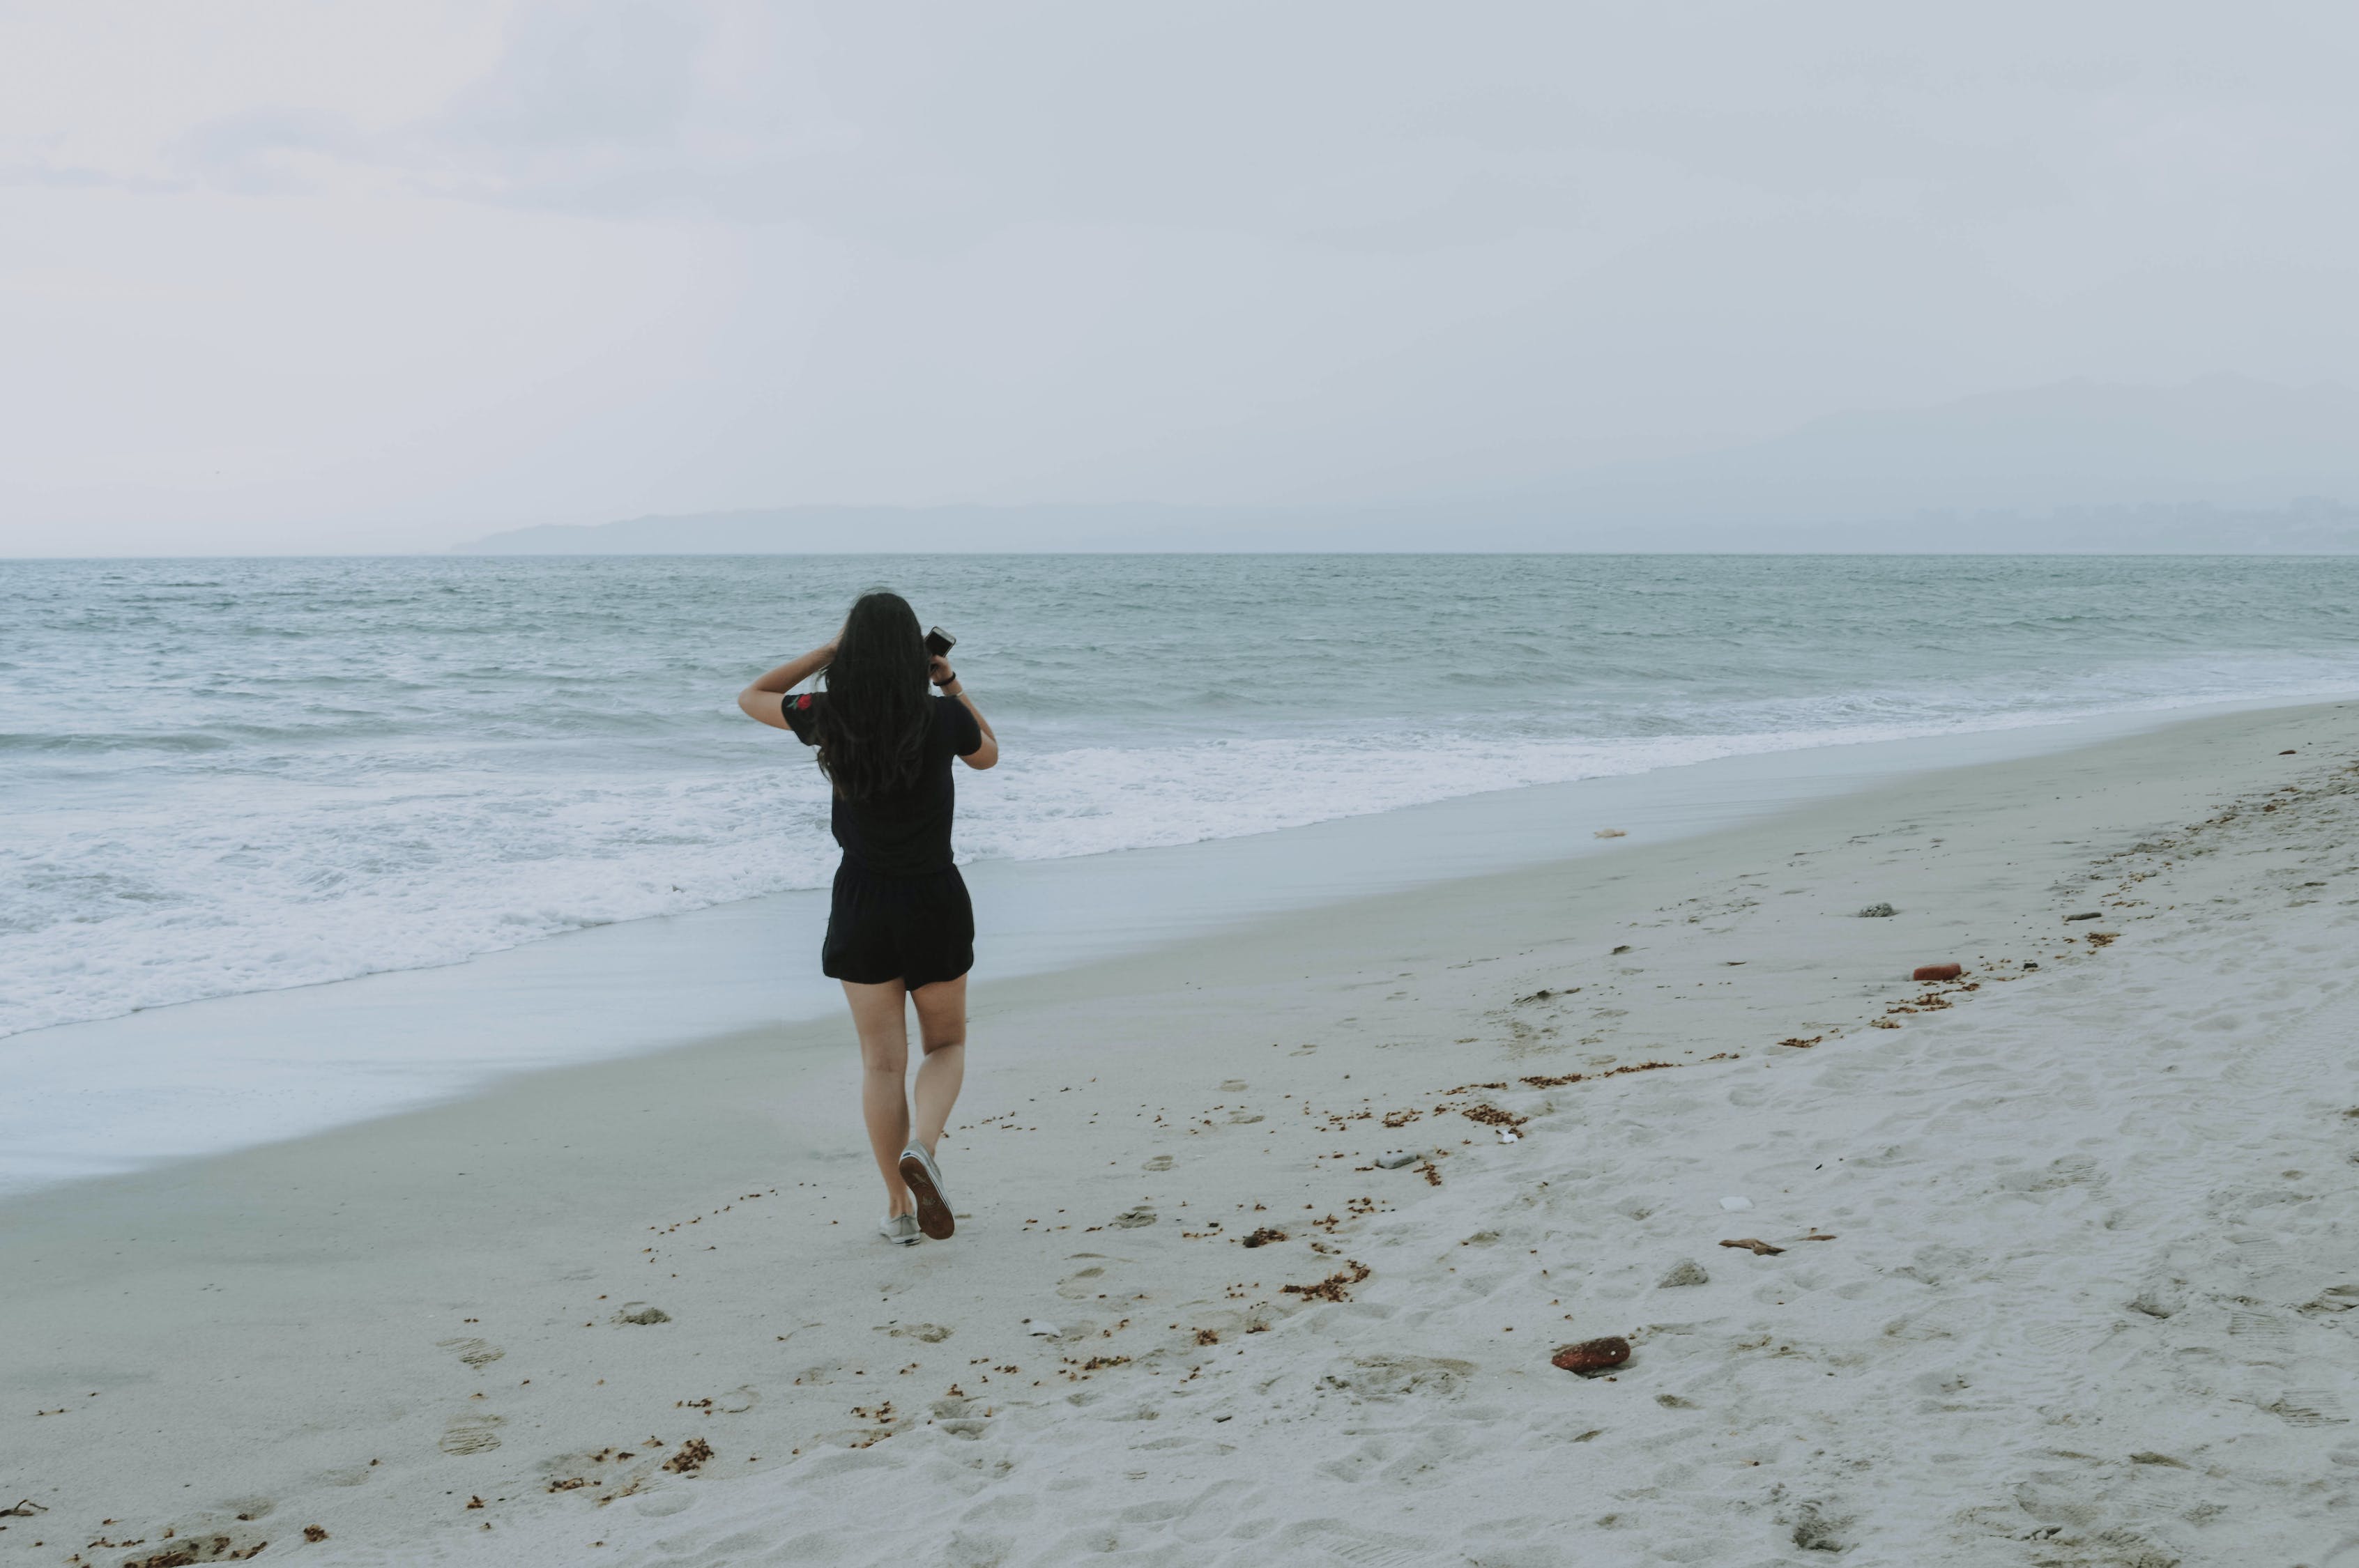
xmin=6 ymin=553 xmax=2358 ymax=1042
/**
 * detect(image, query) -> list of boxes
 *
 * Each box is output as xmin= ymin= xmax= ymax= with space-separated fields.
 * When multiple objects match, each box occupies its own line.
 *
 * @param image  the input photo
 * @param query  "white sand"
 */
xmin=7 ymin=701 xmax=2359 ymax=1567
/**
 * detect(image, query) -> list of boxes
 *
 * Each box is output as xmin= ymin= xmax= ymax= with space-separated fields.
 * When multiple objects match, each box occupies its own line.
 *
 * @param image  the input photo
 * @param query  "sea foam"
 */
xmin=5 ymin=553 xmax=2357 ymax=1038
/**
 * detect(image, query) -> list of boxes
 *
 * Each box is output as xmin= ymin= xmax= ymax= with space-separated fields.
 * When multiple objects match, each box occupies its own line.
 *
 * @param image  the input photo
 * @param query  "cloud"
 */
xmin=8 ymin=1 xmax=2359 ymax=552
xmin=441 ymin=1 xmax=705 ymax=151
xmin=168 ymin=109 xmax=377 ymax=195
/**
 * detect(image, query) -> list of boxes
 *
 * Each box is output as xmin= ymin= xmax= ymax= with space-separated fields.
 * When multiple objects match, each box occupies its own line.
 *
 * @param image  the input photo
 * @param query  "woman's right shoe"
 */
xmin=898 ymin=1142 xmax=954 ymax=1240
xmin=878 ymin=1212 xmax=919 ymax=1246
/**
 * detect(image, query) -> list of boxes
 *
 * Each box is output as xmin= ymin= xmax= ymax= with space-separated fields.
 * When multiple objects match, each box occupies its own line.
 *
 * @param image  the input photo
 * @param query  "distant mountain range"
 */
xmin=458 ymin=376 xmax=2359 ymax=553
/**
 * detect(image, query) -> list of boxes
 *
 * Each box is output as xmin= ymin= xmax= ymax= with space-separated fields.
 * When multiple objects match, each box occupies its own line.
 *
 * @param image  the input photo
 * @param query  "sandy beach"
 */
xmin=8 ymin=698 xmax=2359 ymax=1567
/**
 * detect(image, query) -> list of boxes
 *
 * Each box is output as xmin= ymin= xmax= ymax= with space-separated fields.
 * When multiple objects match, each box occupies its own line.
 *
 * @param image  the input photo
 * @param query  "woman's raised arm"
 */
xmin=737 ymin=642 xmax=837 ymax=730
xmin=933 ymin=656 xmax=998 ymax=769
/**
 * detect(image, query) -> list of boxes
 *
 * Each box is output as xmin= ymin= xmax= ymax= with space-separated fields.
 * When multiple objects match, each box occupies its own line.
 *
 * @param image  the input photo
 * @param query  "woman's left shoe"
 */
xmin=898 ymin=1142 xmax=955 ymax=1240
xmin=878 ymin=1213 xmax=919 ymax=1246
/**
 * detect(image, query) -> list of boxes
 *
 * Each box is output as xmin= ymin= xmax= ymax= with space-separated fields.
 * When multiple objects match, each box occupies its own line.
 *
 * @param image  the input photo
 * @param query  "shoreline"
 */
xmin=7 ymin=686 xmax=2354 ymax=1198
xmin=7 ymin=698 xmax=2359 ymax=1564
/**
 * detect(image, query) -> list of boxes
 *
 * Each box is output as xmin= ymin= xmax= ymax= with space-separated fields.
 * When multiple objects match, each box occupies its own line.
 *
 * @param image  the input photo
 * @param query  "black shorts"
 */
xmin=821 ymin=862 xmax=975 ymax=989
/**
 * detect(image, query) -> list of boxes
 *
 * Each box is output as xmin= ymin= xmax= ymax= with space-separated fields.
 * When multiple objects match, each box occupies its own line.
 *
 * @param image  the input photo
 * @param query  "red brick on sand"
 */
xmin=1551 ymin=1336 xmax=1631 ymax=1374
xmin=1911 ymin=962 xmax=1963 ymax=983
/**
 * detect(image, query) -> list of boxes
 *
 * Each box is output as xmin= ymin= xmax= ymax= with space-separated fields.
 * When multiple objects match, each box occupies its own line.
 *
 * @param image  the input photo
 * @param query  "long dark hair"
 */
xmin=811 ymin=591 xmax=933 ymax=800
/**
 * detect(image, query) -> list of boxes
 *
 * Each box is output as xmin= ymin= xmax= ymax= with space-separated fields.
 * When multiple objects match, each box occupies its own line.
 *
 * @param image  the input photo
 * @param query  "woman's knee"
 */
xmin=918 ymin=1033 xmax=964 ymax=1057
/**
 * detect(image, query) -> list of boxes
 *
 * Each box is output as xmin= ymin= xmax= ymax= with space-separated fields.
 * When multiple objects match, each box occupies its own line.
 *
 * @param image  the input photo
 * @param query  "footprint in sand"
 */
xmin=1141 ymin=1155 xmax=1174 ymax=1172
xmin=1219 ymin=1079 xmax=1249 ymax=1091
xmin=878 ymin=1323 xmax=954 ymax=1343
xmin=1288 ymin=1522 xmax=1433 ymax=1565
xmin=2225 ymin=1305 xmax=2296 ymax=1346
xmin=2264 ymin=1388 xmax=2347 ymax=1427
xmin=1108 ymin=1208 xmax=1157 ymax=1229
xmin=1319 ymin=1355 xmax=1475 ymax=1401
xmin=436 ymin=1337 xmax=506 ymax=1369
xmin=439 ymin=1414 xmax=505 ymax=1455
xmin=1057 ymin=1266 xmax=1108 ymax=1300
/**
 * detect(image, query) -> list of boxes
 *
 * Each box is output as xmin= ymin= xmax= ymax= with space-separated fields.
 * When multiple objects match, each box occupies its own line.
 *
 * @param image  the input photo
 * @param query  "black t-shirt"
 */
xmin=782 ymin=692 xmax=983 ymax=877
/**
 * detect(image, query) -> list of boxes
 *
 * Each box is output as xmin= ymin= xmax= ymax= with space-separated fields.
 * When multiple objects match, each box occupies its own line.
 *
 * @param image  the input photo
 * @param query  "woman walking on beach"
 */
xmin=738 ymin=592 xmax=998 ymax=1245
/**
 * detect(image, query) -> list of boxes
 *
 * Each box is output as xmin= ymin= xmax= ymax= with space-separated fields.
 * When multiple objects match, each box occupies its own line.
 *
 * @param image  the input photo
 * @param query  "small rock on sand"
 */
xmin=1373 ymin=1151 xmax=1417 ymax=1169
xmin=1857 ymin=902 xmax=1897 ymax=918
xmin=1911 ymin=962 xmax=1963 ymax=982
xmin=1656 ymin=1259 xmax=1709 ymax=1288
xmin=1551 ymin=1337 xmax=1632 ymax=1375
xmin=2065 ymin=910 xmax=2102 ymax=921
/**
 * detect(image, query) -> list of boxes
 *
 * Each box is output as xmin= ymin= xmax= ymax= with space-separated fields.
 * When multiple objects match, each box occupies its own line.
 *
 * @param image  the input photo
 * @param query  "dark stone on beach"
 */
xmin=1856 ymin=902 xmax=1897 ymax=918
xmin=1552 ymin=1336 xmax=1632 ymax=1375
xmin=2022 ymin=961 xmax=2040 ymax=970
xmin=2065 ymin=911 xmax=2102 ymax=921
xmin=1911 ymin=962 xmax=1963 ymax=983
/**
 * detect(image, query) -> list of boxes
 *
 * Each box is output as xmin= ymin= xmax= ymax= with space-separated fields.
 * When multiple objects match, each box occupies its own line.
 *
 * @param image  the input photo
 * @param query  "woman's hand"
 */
xmin=738 ymin=641 xmax=840 ymax=729
xmin=929 ymin=654 xmax=957 ymax=689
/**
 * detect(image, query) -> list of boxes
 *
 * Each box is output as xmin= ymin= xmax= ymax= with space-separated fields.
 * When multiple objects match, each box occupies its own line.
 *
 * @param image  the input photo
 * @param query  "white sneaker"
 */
xmin=898 ymin=1142 xmax=954 ymax=1240
xmin=878 ymin=1213 xmax=919 ymax=1246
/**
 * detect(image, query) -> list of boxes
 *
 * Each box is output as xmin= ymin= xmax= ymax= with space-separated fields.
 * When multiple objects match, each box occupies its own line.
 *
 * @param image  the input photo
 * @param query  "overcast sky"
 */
xmin=5 ymin=1 xmax=2357 ymax=554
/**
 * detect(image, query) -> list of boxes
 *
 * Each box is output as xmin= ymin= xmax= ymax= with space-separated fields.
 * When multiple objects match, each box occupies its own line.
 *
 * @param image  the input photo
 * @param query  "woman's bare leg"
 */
xmin=908 ymin=974 xmax=968 ymax=1153
xmin=841 ymin=978 xmax=915 ymax=1216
